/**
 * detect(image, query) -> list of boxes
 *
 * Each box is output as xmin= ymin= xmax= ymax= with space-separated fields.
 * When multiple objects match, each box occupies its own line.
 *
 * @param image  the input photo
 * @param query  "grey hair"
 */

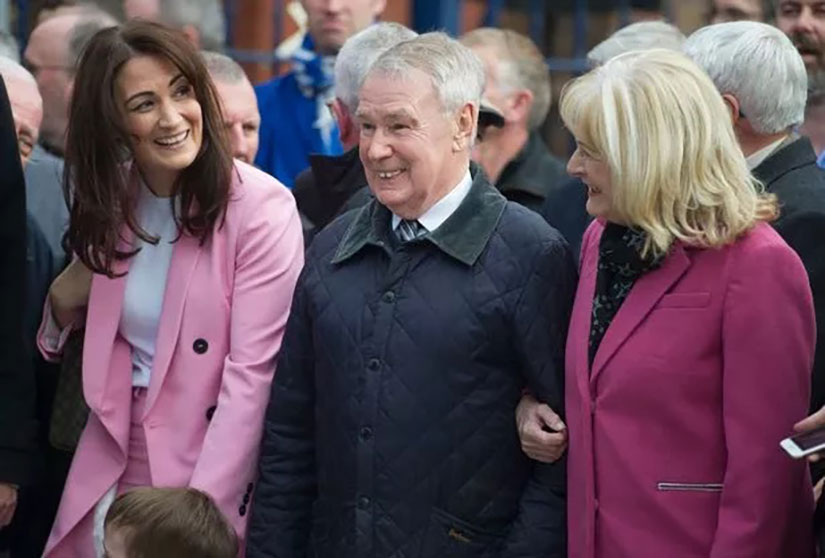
xmin=68 ymin=8 xmax=118 ymax=71
xmin=159 ymin=0 xmax=225 ymax=52
xmin=334 ymin=22 xmax=418 ymax=113
xmin=588 ymin=21 xmax=686 ymax=67
xmin=365 ymin=32 xmax=485 ymax=116
xmin=201 ymin=50 xmax=247 ymax=83
xmin=461 ymin=27 xmax=551 ymax=131
xmin=684 ymin=21 xmax=806 ymax=134
xmin=0 ymin=31 xmax=19 ymax=63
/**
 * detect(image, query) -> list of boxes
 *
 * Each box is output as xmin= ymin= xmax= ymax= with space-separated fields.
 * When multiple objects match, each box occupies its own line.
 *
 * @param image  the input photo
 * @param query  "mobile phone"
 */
xmin=780 ymin=427 xmax=825 ymax=459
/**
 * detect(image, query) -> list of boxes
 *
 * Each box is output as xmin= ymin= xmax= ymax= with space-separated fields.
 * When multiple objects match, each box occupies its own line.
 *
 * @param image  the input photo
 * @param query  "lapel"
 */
xmin=574 ymin=240 xmax=599 ymax=402
xmin=83 ymin=236 xmax=133 ymax=454
xmin=589 ymin=243 xmax=691 ymax=386
xmin=142 ymin=231 xmax=203 ymax=418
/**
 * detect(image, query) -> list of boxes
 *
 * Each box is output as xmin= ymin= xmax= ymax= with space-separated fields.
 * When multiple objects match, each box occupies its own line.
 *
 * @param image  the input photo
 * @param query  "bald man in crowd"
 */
xmin=461 ymin=28 xmax=566 ymax=213
xmin=202 ymin=51 xmax=261 ymax=165
xmin=23 ymin=6 xmax=116 ymax=266
xmin=123 ymin=0 xmax=159 ymax=19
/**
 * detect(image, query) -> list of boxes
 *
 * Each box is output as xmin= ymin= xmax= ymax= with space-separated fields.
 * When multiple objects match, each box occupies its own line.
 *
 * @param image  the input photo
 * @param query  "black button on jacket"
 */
xmin=247 ymin=168 xmax=577 ymax=558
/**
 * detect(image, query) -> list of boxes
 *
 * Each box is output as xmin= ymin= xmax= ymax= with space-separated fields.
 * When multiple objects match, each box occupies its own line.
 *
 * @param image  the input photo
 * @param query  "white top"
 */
xmin=391 ymin=169 xmax=473 ymax=234
xmin=746 ymin=135 xmax=788 ymax=170
xmin=118 ymin=185 xmax=178 ymax=388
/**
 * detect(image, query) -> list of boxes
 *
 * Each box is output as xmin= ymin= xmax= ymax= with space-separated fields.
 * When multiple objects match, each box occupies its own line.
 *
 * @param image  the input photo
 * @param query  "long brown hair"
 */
xmin=64 ymin=20 xmax=233 ymax=276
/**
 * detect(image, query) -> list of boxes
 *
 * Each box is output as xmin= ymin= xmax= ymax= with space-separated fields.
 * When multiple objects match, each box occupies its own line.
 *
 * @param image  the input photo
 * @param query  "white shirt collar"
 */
xmin=746 ymin=135 xmax=788 ymax=170
xmin=391 ymin=169 xmax=473 ymax=234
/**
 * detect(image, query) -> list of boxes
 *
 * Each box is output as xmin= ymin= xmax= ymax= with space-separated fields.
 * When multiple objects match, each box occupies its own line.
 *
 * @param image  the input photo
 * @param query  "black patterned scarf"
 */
xmin=588 ymin=223 xmax=663 ymax=368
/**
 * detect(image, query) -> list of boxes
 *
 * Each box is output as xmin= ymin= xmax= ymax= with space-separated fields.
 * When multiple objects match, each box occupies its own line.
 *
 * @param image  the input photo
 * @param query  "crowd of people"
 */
xmin=3 ymin=0 xmax=825 ymax=557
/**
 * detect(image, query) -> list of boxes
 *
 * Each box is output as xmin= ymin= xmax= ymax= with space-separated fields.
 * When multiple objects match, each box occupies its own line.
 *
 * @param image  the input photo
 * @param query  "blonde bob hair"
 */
xmin=559 ymin=49 xmax=776 ymax=258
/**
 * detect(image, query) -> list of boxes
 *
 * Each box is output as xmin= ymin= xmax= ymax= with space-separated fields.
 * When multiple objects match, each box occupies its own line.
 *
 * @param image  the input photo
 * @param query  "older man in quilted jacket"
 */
xmin=247 ymin=32 xmax=576 ymax=558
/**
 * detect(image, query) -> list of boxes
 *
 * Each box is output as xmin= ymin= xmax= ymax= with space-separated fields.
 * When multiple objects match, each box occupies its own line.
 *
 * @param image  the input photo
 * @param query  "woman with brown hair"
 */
xmin=37 ymin=21 xmax=304 ymax=557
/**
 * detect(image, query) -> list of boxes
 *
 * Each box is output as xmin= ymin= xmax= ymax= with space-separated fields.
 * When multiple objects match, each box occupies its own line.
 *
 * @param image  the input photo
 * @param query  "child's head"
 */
xmin=103 ymin=487 xmax=238 ymax=558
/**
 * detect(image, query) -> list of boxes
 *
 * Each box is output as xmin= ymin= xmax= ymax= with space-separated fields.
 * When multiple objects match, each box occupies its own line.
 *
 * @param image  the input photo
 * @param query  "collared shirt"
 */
xmin=332 ymin=163 xmax=508 ymax=267
xmin=747 ymin=136 xmax=789 ymax=170
xmin=391 ymin=169 xmax=473 ymax=235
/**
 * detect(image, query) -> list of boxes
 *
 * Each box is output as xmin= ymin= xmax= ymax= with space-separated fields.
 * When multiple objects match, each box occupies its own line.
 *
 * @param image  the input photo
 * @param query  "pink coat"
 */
xmin=566 ymin=220 xmax=816 ymax=558
xmin=38 ymin=162 xmax=304 ymax=557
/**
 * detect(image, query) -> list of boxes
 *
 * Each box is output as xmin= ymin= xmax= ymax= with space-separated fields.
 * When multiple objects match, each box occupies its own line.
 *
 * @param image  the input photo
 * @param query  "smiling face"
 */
xmin=114 ymin=55 xmax=203 ymax=195
xmin=566 ymin=137 xmax=617 ymax=222
xmin=357 ymin=69 xmax=472 ymax=219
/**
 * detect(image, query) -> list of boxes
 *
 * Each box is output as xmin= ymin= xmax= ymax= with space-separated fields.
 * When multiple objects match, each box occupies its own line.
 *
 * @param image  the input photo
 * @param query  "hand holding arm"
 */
xmin=516 ymin=394 xmax=567 ymax=464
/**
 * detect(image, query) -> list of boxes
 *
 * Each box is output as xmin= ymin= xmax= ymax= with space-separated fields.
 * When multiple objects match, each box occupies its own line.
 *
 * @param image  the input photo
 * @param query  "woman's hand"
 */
xmin=516 ymin=394 xmax=568 ymax=463
xmin=48 ymin=259 xmax=93 ymax=329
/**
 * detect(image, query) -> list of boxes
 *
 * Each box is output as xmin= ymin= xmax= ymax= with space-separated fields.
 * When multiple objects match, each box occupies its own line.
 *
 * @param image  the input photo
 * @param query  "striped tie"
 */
xmin=397 ymin=219 xmax=426 ymax=242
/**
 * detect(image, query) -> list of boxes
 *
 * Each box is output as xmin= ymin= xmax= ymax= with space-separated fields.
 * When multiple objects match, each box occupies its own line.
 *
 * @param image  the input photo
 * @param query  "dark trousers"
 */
xmin=0 ymin=446 xmax=72 ymax=558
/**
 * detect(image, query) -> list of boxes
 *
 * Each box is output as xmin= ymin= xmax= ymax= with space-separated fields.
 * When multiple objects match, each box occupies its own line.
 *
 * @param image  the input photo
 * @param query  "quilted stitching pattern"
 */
xmin=247 ymin=199 xmax=576 ymax=558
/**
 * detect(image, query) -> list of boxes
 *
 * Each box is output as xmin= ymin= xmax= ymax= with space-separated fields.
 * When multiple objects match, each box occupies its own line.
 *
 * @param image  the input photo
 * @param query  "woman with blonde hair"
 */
xmin=519 ymin=49 xmax=816 ymax=557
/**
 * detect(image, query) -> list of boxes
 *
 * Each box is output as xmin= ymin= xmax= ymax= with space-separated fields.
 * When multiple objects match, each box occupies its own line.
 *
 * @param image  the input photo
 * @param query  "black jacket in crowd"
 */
xmin=0 ymin=77 xmax=37 ymax=487
xmin=540 ymin=177 xmax=590 ymax=263
xmin=496 ymin=132 xmax=568 ymax=214
xmin=247 ymin=167 xmax=576 ymax=558
xmin=293 ymin=147 xmax=370 ymax=246
xmin=752 ymin=136 xmax=825 ymax=414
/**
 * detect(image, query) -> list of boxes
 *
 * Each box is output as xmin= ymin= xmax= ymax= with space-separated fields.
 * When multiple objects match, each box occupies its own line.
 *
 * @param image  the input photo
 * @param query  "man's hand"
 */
xmin=516 ymin=394 xmax=568 ymax=463
xmin=794 ymin=406 xmax=825 ymax=463
xmin=0 ymin=483 xmax=18 ymax=527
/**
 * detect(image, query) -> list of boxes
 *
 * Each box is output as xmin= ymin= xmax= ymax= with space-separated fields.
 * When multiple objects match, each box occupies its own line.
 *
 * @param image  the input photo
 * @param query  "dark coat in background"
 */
xmin=0 ymin=76 xmax=37 ymax=489
xmin=247 ymin=168 xmax=576 ymax=558
xmin=540 ymin=177 xmax=591 ymax=263
xmin=496 ymin=132 xmax=568 ymax=213
xmin=752 ymin=137 xmax=825 ymax=415
xmin=293 ymin=147 xmax=370 ymax=246
xmin=752 ymin=137 xmax=825 ymax=557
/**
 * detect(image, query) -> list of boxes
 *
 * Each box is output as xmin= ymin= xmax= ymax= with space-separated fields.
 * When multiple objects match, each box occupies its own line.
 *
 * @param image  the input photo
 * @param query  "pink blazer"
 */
xmin=566 ymin=220 xmax=816 ymax=558
xmin=38 ymin=162 xmax=304 ymax=557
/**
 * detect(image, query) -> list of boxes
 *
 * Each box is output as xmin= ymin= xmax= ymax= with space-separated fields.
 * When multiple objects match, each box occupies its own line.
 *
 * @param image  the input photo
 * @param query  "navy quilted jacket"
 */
xmin=247 ymin=169 xmax=576 ymax=558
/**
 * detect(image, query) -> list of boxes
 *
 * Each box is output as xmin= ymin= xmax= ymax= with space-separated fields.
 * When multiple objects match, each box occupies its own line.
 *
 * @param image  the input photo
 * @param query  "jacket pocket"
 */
xmin=657 ymin=482 xmax=723 ymax=493
xmin=419 ymin=507 xmax=505 ymax=558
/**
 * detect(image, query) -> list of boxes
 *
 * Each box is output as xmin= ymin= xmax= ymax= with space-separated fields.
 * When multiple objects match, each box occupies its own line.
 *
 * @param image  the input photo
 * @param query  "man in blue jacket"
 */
xmin=247 ymin=33 xmax=574 ymax=558
xmin=255 ymin=0 xmax=386 ymax=187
